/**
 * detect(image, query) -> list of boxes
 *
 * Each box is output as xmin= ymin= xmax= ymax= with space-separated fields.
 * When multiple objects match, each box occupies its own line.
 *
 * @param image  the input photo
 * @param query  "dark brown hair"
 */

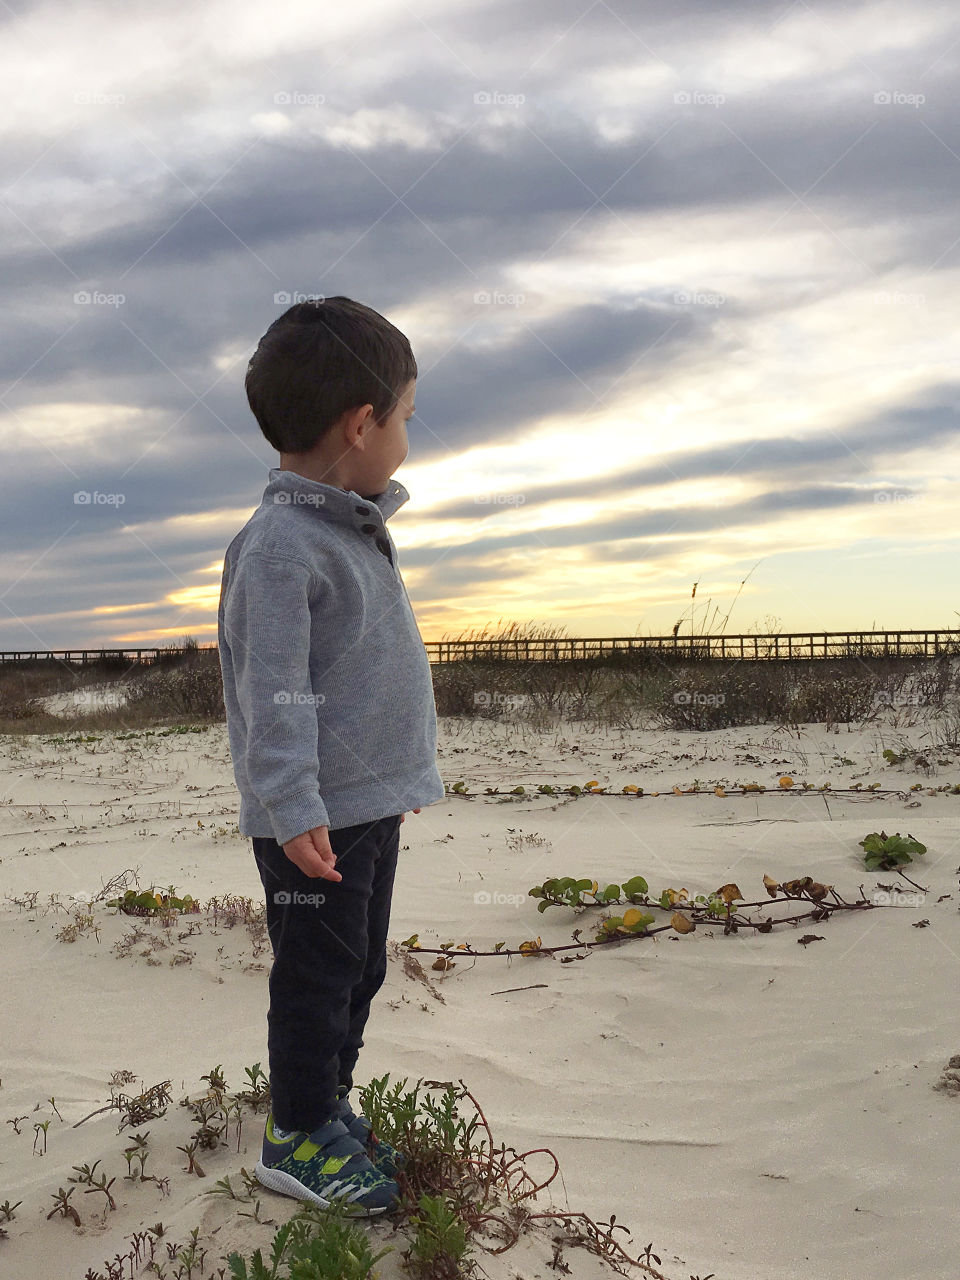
xmin=245 ymin=296 xmax=417 ymax=453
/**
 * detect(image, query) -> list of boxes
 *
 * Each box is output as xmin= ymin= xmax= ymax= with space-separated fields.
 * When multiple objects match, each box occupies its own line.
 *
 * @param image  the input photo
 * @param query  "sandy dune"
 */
xmin=1 ymin=711 xmax=958 ymax=1279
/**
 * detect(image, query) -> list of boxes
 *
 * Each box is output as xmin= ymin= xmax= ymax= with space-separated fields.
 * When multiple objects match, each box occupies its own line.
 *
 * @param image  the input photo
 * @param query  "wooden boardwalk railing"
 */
xmin=424 ymin=629 xmax=960 ymax=662
xmin=0 ymin=629 xmax=957 ymax=667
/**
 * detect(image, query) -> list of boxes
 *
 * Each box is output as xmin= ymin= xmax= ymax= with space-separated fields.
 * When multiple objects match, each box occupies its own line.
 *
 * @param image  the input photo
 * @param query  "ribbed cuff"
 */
xmin=263 ymin=789 xmax=330 ymax=848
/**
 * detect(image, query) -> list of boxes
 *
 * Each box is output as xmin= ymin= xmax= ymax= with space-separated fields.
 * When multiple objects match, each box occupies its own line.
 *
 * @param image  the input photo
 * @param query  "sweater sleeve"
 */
xmin=221 ymin=550 xmax=330 ymax=846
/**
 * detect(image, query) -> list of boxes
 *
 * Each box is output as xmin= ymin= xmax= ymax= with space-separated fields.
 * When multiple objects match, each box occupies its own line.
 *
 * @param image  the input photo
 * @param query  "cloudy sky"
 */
xmin=2 ymin=0 xmax=958 ymax=650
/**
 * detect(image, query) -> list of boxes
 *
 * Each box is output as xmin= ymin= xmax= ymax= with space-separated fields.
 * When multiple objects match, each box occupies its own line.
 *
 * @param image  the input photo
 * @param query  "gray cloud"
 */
xmin=423 ymin=386 xmax=960 ymax=521
xmin=1 ymin=0 xmax=957 ymax=644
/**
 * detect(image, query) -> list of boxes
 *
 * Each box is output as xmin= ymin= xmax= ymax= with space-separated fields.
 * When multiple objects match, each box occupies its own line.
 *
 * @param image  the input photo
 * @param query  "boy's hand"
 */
xmin=282 ymin=828 xmax=342 ymax=881
xmin=400 ymin=808 xmax=421 ymax=824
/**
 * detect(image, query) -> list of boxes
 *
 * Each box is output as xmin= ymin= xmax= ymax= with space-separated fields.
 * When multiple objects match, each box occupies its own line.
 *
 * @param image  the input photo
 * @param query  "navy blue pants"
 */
xmin=252 ymin=813 xmax=402 ymax=1133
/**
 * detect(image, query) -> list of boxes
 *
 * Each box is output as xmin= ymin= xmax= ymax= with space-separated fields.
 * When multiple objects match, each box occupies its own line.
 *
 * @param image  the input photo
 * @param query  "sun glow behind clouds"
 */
xmin=0 ymin=402 xmax=160 ymax=451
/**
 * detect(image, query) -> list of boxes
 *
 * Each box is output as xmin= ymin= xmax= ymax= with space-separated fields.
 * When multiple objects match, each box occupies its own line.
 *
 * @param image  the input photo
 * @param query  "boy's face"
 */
xmin=355 ymin=378 xmax=416 ymax=494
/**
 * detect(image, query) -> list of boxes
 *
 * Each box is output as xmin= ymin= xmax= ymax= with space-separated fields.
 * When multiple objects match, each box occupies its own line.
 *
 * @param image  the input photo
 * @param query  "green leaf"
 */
xmin=859 ymin=834 xmax=885 ymax=855
xmin=602 ymin=883 xmax=622 ymax=901
xmin=621 ymin=876 xmax=648 ymax=896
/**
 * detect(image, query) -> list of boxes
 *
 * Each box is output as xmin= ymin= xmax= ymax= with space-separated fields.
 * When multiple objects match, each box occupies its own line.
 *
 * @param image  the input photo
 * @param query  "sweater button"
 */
xmin=361 ymin=523 xmax=377 ymax=534
xmin=354 ymin=505 xmax=369 ymax=515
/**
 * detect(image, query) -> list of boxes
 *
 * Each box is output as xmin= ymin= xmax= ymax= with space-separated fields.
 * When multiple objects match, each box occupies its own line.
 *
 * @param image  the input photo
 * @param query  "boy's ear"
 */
xmin=340 ymin=402 xmax=376 ymax=446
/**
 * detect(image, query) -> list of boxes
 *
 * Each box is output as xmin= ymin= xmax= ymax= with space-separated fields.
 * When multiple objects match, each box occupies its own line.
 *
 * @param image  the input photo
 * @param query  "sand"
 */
xmin=0 ymin=709 xmax=958 ymax=1280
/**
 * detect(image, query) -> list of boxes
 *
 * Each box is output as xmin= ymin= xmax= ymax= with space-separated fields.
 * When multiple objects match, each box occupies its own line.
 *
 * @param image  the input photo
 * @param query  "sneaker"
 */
xmin=255 ymin=1113 xmax=399 ymax=1215
xmin=332 ymin=1089 xmax=406 ymax=1181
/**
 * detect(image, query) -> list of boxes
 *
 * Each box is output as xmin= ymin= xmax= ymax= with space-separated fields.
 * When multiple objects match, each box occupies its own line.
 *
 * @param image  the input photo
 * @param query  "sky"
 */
xmin=1 ymin=0 xmax=959 ymax=650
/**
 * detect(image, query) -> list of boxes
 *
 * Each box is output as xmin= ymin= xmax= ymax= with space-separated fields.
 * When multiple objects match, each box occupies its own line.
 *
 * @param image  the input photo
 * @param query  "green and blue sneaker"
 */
xmin=255 ymin=1113 xmax=399 ymax=1216
xmin=332 ymin=1087 xmax=407 ymax=1181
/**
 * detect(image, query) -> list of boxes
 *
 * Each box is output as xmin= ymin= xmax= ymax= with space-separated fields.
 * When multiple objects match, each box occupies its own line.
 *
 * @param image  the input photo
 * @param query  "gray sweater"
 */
xmin=217 ymin=467 xmax=445 ymax=845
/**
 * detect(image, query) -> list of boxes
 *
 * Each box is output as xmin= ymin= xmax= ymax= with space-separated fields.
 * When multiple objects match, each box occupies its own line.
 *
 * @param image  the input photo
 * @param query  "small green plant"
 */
xmin=656 ymin=887 xmax=729 ymax=916
xmin=528 ymin=875 xmax=650 ymax=912
xmin=0 ymin=1198 xmax=21 ymax=1240
xmin=201 ymin=1064 xmax=228 ymax=1097
xmin=47 ymin=1185 xmax=81 ymax=1225
xmin=118 ymin=1080 xmax=173 ymax=1130
xmin=227 ymin=1199 xmax=392 ymax=1279
xmin=356 ymin=1076 xmax=483 ymax=1200
xmin=235 ymin=1062 xmax=270 ymax=1111
xmin=171 ymin=1225 xmax=207 ymax=1277
xmin=859 ymin=829 xmax=927 ymax=871
xmin=33 ymin=1119 xmax=50 ymax=1154
xmin=68 ymin=1159 xmax=117 ymax=1210
xmin=181 ymin=1068 xmax=241 ymax=1152
xmin=404 ymin=1192 xmax=473 ymax=1277
xmin=122 ymin=1131 xmax=167 ymax=1189
xmin=207 ymin=1173 xmax=252 ymax=1202
xmin=177 ymin=1137 xmax=206 ymax=1177
xmin=593 ymin=908 xmax=658 ymax=940
xmin=106 ymin=886 xmax=199 ymax=916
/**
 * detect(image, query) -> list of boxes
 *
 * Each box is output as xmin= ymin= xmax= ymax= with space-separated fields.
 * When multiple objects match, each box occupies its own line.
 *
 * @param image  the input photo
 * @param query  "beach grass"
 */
xmin=0 ymin=615 xmax=957 ymax=744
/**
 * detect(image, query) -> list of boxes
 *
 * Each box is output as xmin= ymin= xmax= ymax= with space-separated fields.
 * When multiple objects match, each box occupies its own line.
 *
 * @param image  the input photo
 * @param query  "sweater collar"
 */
xmin=263 ymin=468 xmax=410 ymax=527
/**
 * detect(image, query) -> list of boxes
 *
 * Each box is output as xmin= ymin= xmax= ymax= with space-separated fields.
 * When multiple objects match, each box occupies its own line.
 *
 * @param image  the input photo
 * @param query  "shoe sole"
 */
xmin=254 ymin=1159 xmax=396 ymax=1216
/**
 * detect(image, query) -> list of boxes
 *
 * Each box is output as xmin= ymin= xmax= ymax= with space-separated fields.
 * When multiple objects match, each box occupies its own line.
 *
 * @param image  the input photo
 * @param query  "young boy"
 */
xmin=217 ymin=297 xmax=445 ymax=1215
